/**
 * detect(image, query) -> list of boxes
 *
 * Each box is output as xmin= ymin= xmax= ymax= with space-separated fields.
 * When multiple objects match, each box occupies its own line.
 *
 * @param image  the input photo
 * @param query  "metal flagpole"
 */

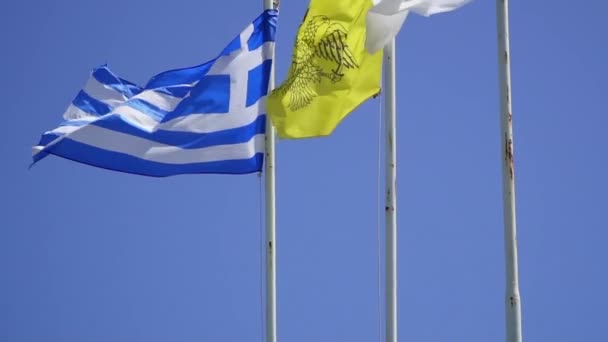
xmin=384 ymin=38 xmax=398 ymax=342
xmin=496 ymin=0 xmax=523 ymax=341
xmin=263 ymin=1 xmax=278 ymax=342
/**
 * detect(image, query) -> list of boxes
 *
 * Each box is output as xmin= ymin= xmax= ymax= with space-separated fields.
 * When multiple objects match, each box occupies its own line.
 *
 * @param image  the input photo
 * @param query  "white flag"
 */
xmin=366 ymin=0 xmax=471 ymax=53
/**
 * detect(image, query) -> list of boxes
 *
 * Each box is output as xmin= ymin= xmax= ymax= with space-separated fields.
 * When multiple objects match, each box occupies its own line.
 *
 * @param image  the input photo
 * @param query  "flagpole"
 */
xmin=384 ymin=38 xmax=398 ymax=342
xmin=263 ymin=1 xmax=278 ymax=342
xmin=496 ymin=0 xmax=523 ymax=341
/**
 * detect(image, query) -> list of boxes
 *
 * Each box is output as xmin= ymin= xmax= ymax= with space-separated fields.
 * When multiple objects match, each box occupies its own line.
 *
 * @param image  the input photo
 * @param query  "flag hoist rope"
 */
xmin=258 ymin=173 xmax=265 ymax=342
xmin=383 ymin=39 xmax=398 ymax=342
xmin=376 ymin=81 xmax=383 ymax=342
xmin=263 ymin=1 xmax=278 ymax=342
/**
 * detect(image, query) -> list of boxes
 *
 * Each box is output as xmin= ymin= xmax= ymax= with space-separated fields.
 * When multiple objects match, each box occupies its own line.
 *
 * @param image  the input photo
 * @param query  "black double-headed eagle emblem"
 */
xmin=275 ymin=14 xmax=360 ymax=111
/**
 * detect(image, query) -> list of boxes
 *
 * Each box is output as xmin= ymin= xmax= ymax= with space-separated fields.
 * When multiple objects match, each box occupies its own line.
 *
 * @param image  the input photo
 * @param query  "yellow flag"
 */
xmin=267 ymin=0 xmax=382 ymax=138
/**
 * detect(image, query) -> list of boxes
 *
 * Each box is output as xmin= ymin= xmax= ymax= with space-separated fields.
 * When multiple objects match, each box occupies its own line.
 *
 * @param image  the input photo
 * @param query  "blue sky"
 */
xmin=1 ymin=0 xmax=607 ymax=341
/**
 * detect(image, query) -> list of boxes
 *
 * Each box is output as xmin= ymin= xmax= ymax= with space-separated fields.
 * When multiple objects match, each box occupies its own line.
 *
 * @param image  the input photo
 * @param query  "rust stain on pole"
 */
xmin=509 ymin=296 xmax=518 ymax=308
xmin=505 ymin=133 xmax=514 ymax=179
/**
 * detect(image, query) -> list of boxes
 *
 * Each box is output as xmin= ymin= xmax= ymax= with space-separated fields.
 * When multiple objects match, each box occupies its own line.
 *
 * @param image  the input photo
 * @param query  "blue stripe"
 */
xmin=248 ymin=10 xmax=278 ymax=51
xmin=91 ymin=114 xmax=266 ymax=149
xmin=37 ymin=120 xmax=91 ymax=147
xmin=221 ymin=36 xmax=241 ymax=57
xmin=35 ymin=138 xmax=263 ymax=177
xmin=37 ymin=132 xmax=63 ymax=147
xmin=246 ymin=59 xmax=272 ymax=106
xmin=37 ymin=118 xmax=92 ymax=147
xmin=58 ymin=119 xmax=93 ymax=127
xmin=122 ymin=98 xmax=168 ymax=122
xmin=145 ymin=60 xmax=215 ymax=90
xmin=92 ymin=66 xmax=142 ymax=97
xmin=72 ymin=90 xmax=112 ymax=116
xmin=143 ymin=10 xmax=278 ymax=91
xmin=164 ymin=74 xmax=231 ymax=121
xmin=155 ymin=86 xmax=191 ymax=99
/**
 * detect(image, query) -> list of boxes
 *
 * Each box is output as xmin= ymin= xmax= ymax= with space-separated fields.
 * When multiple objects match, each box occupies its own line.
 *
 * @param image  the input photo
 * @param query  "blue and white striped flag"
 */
xmin=33 ymin=10 xmax=278 ymax=177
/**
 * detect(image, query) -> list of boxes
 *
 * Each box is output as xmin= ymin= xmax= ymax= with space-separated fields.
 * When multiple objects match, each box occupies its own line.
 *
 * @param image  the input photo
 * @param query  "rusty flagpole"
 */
xmin=496 ymin=0 xmax=523 ymax=341
xmin=264 ymin=1 xmax=278 ymax=342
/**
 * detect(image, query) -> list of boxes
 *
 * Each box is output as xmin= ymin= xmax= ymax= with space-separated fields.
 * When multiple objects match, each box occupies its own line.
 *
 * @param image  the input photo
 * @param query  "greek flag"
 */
xmin=32 ymin=10 xmax=277 ymax=177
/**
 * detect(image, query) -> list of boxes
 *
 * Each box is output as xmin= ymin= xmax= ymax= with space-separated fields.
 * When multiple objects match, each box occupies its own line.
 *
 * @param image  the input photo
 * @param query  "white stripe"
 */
xmin=67 ymin=124 xmax=264 ymax=164
xmin=48 ymin=95 xmax=264 ymax=142
xmin=32 ymin=146 xmax=43 ymax=156
xmin=63 ymin=104 xmax=99 ymax=120
xmin=132 ymin=90 xmax=182 ymax=112
xmin=106 ymin=87 xmax=265 ymax=133
xmin=83 ymin=76 xmax=128 ymax=108
xmin=42 ymin=116 xmax=98 ymax=136
xmin=34 ymin=118 xmax=99 ymax=156
xmin=160 ymin=98 xmax=265 ymax=133
xmin=92 ymin=97 xmax=265 ymax=134
xmin=111 ymin=106 xmax=160 ymax=130
xmin=46 ymin=124 xmax=86 ymax=135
